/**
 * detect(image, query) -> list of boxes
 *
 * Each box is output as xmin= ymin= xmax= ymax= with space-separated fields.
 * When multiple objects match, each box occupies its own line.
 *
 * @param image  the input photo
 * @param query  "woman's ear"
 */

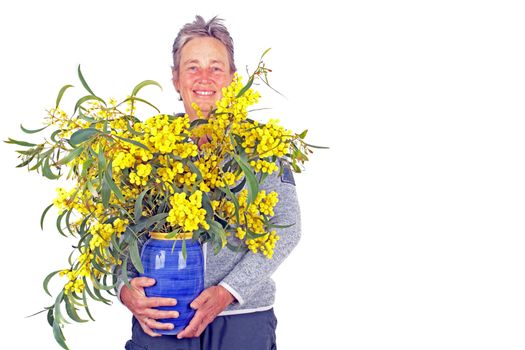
xmin=172 ymin=68 xmax=180 ymax=93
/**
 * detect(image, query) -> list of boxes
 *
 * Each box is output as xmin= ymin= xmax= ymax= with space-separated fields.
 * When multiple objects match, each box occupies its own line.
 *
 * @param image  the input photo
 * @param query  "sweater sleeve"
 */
xmin=219 ymin=168 xmax=302 ymax=305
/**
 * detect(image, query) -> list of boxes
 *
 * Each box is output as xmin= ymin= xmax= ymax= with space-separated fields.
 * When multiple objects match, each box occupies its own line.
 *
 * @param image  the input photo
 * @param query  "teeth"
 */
xmin=194 ymin=90 xmax=214 ymax=96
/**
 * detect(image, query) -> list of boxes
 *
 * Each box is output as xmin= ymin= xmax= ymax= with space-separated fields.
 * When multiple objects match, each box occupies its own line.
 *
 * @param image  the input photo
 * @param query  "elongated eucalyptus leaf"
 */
xmin=43 ymin=270 xmax=62 ymax=297
xmin=73 ymin=94 xmax=106 ymax=115
xmin=184 ymin=159 xmax=202 ymax=181
xmin=77 ymin=65 xmax=95 ymax=96
xmin=69 ymin=128 xmax=99 ymax=146
xmin=236 ymin=75 xmax=254 ymax=98
xmin=57 ymin=147 xmax=84 ymax=165
xmin=232 ymin=154 xmax=258 ymax=205
xmin=131 ymin=79 xmax=162 ymax=96
xmin=134 ymin=187 xmax=151 ymax=222
xmin=129 ymin=238 xmax=144 ymax=274
xmin=55 ymin=84 xmax=74 ymax=108
xmin=82 ymin=290 xmax=96 ymax=322
xmin=40 ymin=203 xmax=54 ymax=230
xmin=47 ymin=308 xmax=54 ymax=327
xmin=101 ymin=178 xmax=110 ymax=207
xmin=113 ymin=135 xmax=150 ymax=151
xmin=104 ymin=171 xmax=124 ymax=202
xmin=53 ymin=320 xmax=69 ymax=350
xmin=121 ymin=257 xmax=132 ymax=289
xmin=20 ymin=124 xmax=49 ymax=134
xmin=5 ymin=138 xmax=36 ymax=147
xmin=219 ymin=186 xmax=241 ymax=224
xmin=64 ymin=295 xmax=87 ymax=323
xmin=132 ymin=96 xmax=161 ymax=112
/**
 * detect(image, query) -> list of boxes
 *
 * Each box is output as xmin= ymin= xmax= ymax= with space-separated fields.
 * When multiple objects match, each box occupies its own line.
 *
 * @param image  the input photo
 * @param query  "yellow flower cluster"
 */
xmin=89 ymin=218 xmax=128 ymax=251
xmin=215 ymin=189 xmax=280 ymax=258
xmin=167 ymin=191 xmax=210 ymax=232
xmin=250 ymin=159 xmax=279 ymax=174
xmin=235 ymin=119 xmax=291 ymax=158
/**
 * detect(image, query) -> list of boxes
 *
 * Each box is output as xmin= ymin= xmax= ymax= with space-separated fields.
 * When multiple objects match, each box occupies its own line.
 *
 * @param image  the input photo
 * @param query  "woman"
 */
xmin=118 ymin=16 xmax=301 ymax=350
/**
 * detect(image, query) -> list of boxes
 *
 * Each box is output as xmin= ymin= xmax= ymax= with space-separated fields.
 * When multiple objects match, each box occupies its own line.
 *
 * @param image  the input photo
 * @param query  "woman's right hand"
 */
xmin=120 ymin=277 xmax=179 ymax=337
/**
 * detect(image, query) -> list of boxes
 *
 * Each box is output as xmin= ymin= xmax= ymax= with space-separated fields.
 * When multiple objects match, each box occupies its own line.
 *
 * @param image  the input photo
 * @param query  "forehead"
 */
xmin=180 ymin=37 xmax=230 ymax=65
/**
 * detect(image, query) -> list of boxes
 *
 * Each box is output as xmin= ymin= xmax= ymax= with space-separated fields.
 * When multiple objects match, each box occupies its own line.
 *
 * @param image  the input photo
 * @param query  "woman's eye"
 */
xmin=212 ymin=67 xmax=223 ymax=72
xmin=188 ymin=66 xmax=198 ymax=71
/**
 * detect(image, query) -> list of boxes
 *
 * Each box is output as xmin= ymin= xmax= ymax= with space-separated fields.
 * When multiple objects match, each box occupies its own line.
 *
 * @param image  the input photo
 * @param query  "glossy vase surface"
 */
xmin=140 ymin=234 xmax=204 ymax=335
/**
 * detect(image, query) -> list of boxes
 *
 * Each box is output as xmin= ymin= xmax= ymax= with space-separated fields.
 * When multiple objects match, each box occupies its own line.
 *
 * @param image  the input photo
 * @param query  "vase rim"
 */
xmin=149 ymin=232 xmax=193 ymax=240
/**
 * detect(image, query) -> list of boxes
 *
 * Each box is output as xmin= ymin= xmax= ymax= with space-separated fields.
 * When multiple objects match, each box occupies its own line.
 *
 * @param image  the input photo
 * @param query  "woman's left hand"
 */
xmin=176 ymin=285 xmax=235 ymax=339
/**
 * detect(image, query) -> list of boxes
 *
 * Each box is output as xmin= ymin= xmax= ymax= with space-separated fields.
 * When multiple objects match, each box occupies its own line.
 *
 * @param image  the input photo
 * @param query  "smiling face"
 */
xmin=172 ymin=36 xmax=234 ymax=120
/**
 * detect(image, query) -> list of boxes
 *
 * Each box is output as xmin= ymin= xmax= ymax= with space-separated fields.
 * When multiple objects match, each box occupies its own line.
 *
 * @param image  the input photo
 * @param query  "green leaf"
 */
xmin=20 ymin=124 xmax=49 ymax=134
xmin=184 ymin=159 xmax=202 ymax=181
xmin=77 ymin=65 xmax=95 ymax=96
xmin=43 ymin=157 xmax=61 ymax=180
xmin=4 ymin=138 xmax=36 ymax=147
xmin=56 ymin=210 xmax=67 ymax=237
xmin=181 ymin=239 xmax=187 ymax=261
xmin=219 ymin=186 xmax=241 ymax=224
xmin=69 ymin=128 xmax=99 ymax=146
xmin=65 ymin=208 xmax=74 ymax=235
xmin=121 ymin=257 xmax=132 ymax=290
xmin=113 ymin=134 xmax=150 ymax=151
xmin=298 ymin=129 xmax=308 ymax=139
xmin=129 ymin=238 xmax=144 ymax=274
xmin=303 ymin=142 xmax=329 ymax=149
xmin=236 ymin=75 xmax=254 ymax=98
xmin=57 ymin=147 xmax=84 ymax=165
xmin=64 ymin=295 xmax=87 ymax=323
xmin=134 ymin=188 xmax=151 ymax=222
xmin=40 ymin=203 xmax=54 ymax=230
xmin=56 ymin=84 xmax=74 ymax=108
xmin=265 ymin=222 xmax=296 ymax=229
xmin=47 ymin=307 xmax=54 ymax=327
xmin=73 ymin=94 xmax=106 ymax=115
xmin=232 ymin=154 xmax=259 ymax=205
xmin=189 ymin=118 xmax=209 ymax=129
xmin=53 ymin=320 xmax=69 ymax=350
xmin=86 ymin=179 xmax=98 ymax=198
xmin=104 ymin=171 xmax=124 ymax=202
xmin=81 ymin=289 xmax=96 ymax=322
xmin=43 ymin=270 xmax=62 ymax=297
xmin=101 ymin=177 xmax=110 ymax=207
xmin=122 ymin=96 xmax=160 ymax=113
xmin=131 ymin=80 xmax=162 ymax=96
xmin=260 ymin=47 xmax=272 ymax=60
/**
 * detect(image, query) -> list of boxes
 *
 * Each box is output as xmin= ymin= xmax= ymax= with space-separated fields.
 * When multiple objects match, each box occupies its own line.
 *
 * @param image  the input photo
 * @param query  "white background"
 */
xmin=1 ymin=0 xmax=525 ymax=349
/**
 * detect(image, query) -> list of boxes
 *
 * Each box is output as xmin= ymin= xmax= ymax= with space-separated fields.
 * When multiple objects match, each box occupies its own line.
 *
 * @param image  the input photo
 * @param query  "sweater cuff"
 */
xmin=218 ymin=281 xmax=245 ymax=306
xmin=116 ymin=279 xmax=130 ymax=305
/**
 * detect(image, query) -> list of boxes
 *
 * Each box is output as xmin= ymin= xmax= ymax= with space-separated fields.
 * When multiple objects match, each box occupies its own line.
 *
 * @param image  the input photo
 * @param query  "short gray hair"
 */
xmin=172 ymin=15 xmax=236 ymax=73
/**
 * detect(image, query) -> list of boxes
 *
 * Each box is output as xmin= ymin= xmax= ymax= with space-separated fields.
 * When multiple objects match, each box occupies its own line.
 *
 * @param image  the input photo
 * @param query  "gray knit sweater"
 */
xmin=116 ymin=168 xmax=301 ymax=315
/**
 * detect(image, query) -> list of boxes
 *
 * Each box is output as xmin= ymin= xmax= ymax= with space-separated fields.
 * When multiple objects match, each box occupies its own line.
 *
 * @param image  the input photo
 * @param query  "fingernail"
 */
xmin=172 ymin=299 xmax=178 ymax=305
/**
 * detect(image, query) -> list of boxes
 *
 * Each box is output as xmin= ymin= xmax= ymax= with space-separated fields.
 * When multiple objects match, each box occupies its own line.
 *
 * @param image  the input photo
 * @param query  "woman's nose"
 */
xmin=196 ymin=68 xmax=213 ymax=83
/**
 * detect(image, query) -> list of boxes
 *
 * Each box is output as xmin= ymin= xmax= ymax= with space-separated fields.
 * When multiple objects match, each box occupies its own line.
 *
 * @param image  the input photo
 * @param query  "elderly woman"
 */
xmin=119 ymin=16 xmax=301 ymax=350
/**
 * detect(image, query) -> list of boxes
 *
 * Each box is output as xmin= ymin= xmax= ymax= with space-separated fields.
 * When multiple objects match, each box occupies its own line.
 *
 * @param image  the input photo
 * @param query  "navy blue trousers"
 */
xmin=125 ymin=309 xmax=278 ymax=350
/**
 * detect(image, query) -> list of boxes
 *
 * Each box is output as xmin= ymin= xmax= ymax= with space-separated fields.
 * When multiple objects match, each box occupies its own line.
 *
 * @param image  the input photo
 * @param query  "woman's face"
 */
xmin=173 ymin=36 xmax=234 ymax=120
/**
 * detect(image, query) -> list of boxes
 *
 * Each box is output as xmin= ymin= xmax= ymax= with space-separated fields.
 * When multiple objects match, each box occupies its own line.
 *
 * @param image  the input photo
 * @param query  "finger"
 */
xmin=138 ymin=319 xmax=162 ymax=337
xmin=144 ymin=296 xmax=178 ymax=308
xmin=177 ymin=312 xmax=205 ymax=339
xmin=144 ymin=317 xmax=175 ymax=331
xmin=144 ymin=309 xmax=180 ymax=320
xmin=131 ymin=277 xmax=156 ymax=288
xmin=190 ymin=289 xmax=210 ymax=310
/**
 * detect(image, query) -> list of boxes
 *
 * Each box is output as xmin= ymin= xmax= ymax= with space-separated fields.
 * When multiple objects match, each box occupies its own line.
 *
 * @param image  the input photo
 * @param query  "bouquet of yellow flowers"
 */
xmin=7 ymin=54 xmax=319 ymax=349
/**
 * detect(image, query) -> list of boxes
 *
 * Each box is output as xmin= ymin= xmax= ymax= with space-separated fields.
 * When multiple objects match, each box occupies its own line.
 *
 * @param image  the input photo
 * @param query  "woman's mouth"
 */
xmin=193 ymin=89 xmax=215 ymax=97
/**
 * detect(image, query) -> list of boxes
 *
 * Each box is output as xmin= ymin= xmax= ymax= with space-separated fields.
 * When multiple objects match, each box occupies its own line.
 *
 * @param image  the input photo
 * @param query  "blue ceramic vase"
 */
xmin=140 ymin=233 xmax=204 ymax=335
